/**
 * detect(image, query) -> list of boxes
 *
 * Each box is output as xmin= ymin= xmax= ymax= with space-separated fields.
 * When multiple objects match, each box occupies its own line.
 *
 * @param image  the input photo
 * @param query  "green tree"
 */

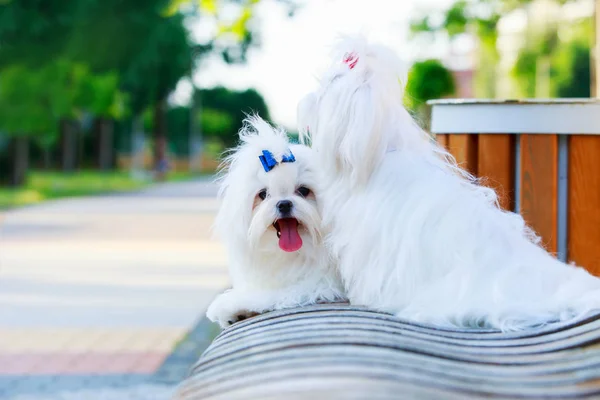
xmin=200 ymin=109 xmax=235 ymax=141
xmin=0 ymin=66 xmax=56 ymax=185
xmin=84 ymin=72 xmax=129 ymax=170
xmin=0 ymin=0 xmax=75 ymax=67
xmin=512 ymin=17 xmax=591 ymax=98
xmin=555 ymin=41 xmax=591 ymax=97
xmin=196 ymin=86 xmax=271 ymax=148
xmin=0 ymin=0 xmax=295 ymax=184
xmin=65 ymin=0 xmax=191 ymax=175
xmin=42 ymin=60 xmax=101 ymax=172
xmin=405 ymin=60 xmax=456 ymax=110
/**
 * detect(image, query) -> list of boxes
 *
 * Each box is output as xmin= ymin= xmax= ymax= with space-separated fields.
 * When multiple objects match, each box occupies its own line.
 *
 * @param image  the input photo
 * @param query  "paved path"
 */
xmin=0 ymin=179 xmax=229 ymax=398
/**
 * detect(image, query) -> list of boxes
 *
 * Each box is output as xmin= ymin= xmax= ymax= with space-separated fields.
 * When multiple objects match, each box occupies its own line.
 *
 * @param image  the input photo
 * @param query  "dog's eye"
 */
xmin=258 ymin=189 xmax=267 ymax=200
xmin=296 ymin=186 xmax=311 ymax=198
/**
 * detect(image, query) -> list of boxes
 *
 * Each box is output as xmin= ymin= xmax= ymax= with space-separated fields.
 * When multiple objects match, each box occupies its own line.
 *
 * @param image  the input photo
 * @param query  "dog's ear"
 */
xmin=334 ymin=84 xmax=384 ymax=186
xmin=326 ymin=39 xmax=409 ymax=186
xmin=320 ymin=49 xmax=390 ymax=187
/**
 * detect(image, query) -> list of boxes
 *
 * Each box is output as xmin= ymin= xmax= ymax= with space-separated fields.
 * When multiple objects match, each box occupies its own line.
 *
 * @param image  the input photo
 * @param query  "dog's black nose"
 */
xmin=277 ymin=200 xmax=293 ymax=214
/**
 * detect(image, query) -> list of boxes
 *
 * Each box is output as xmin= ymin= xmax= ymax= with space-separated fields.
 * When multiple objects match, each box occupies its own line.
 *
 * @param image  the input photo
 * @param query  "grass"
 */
xmin=168 ymin=170 xmax=213 ymax=182
xmin=0 ymin=169 xmax=210 ymax=210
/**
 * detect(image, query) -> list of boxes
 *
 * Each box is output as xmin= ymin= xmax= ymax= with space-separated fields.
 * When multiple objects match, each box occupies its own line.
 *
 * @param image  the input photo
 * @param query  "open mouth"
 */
xmin=273 ymin=218 xmax=303 ymax=252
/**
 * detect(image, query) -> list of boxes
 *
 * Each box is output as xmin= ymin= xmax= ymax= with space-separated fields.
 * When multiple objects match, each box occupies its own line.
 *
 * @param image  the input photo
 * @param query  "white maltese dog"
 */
xmin=297 ymin=37 xmax=600 ymax=331
xmin=206 ymin=116 xmax=344 ymax=328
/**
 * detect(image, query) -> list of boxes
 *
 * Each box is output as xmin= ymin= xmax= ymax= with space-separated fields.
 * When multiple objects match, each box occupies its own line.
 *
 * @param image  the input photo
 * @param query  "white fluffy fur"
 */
xmin=206 ymin=116 xmax=345 ymax=328
xmin=298 ymin=36 xmax=600 ymax=331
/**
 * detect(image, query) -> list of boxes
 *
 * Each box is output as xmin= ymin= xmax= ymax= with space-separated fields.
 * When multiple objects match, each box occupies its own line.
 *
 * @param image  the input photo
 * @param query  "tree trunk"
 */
xmin=77 ymin=121 xmax=85 ymax=169
xmin=42 ymin=145 xmax=52 ymax=170
xmin=0 ymin=138 xmax=10 ymax=185
xmin=60 ymin=119 xmax=77 ymax=172
xmin=13 ymin=137 xmax=29 ymax=186
xmin=153 ymin=98 xmax=168 ymax=180
xmin=131 ymin=117 xmax=146 ymax=177
xmin=0 ymin=137 xmax=29 ymax=187
xmin=96 ymin=118 xmax=114 ymax=171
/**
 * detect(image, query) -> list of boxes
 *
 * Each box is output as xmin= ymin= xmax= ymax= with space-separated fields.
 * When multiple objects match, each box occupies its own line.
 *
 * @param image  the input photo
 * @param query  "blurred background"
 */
xmin=0 ymin=0 xmax=597 ymax=205
xmin=0 ymin=0 xmax=598 ymax=398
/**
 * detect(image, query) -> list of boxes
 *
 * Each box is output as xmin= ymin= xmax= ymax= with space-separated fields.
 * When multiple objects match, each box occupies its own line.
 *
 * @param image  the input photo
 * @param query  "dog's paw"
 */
xmin=206 ymin=291 xmax=260 ymax=329
xmin=227 ymin=310 xmax=260 ymax=325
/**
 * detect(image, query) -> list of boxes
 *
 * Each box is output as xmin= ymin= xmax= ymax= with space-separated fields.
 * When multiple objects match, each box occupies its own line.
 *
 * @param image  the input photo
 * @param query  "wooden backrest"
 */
xmin=430 ymin=99 xmax=600 ymax=276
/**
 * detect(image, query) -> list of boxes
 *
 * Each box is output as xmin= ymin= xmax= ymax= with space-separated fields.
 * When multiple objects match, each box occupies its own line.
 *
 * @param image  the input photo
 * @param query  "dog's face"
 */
xmin=215 ymin=117 xmax=322 ymax=260
xmin=248 ymin=144 xmax=321 ymax=254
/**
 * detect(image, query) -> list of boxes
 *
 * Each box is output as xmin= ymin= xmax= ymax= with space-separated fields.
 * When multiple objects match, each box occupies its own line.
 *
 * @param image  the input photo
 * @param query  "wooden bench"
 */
xmin=429 ymin=99 xmax=600 ymax=276
xmin=175 ymin=304 xmax=600 ymax=399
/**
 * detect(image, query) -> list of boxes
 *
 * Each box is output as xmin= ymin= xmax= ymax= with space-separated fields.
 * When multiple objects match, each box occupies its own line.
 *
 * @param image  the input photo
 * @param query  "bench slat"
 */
xmin=175 ymin=305 xmax=600 ymax=399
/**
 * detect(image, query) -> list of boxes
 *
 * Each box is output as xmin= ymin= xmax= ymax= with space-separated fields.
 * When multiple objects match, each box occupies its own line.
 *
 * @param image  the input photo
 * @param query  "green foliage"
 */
xmin=0 ymin=0 xmax=293 ymax=187
xmin=409 ymin=16 xmax=432 ymax=37
xmin=201 ymin=109 xmax=236 ymax=137
xmin=405 ymin=60 xmax=456 ymax=110
xmin=555 ymin=41 xmax=590 ymax=98
xmin=142 ymin=84 xmax=272 ymax=156
xmin=408 ymin=0 xmax=581 ymax=98
xmin=0 ymin=0 xmax=276 ymax=120
xmin=84 ymin=72 xmax=129 ymax=119
xmin=66 ymin=0 xmax=192 ymax=114
xmin=0 ymin=59 xmax=128 ymax=143
xmin=411 ymin=0 xmax=505 ymax=35
xmin=513 ymin=49 xmax=538 ymax=97
xmin=443 ymin=1 xmax=468 ymax=37
xmin=43 ymin=60 xmax=127 ymax=121
xmin=0 ymin=65 xmax=55 ymax=138
xmin=512 ymin=18 xmax=591 ymax=98
xmin=167 ymin=106 xmax=193 ymax=156
xmin=410 ymin=0 xmax=503 ymax=97
xmin=144 ymin=86 xmax=271 ymax=156
xmin=0 ymin=0 xmax=76 ymax=67
xmin=553 ymin=19 xmax=592 ymax=98
xmin=196 ymin=86 xmax=271 ymax=147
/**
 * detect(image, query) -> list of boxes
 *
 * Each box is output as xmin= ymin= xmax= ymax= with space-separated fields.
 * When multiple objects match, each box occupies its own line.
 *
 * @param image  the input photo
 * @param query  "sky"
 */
xmin=180 ymin=0 xmax=455 ymax=128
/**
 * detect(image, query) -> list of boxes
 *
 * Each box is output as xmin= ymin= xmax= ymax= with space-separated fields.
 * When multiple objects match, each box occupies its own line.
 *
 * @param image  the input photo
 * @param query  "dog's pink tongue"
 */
xmin=278 ymin=218 xmax=302 ymax=252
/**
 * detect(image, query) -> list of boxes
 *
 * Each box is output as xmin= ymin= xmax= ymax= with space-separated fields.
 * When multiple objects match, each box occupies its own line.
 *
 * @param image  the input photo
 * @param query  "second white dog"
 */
xmin=206 ymin=116 xmax=344 ymax=328
xmin=298 ymin=37 xmax=600 ymax=331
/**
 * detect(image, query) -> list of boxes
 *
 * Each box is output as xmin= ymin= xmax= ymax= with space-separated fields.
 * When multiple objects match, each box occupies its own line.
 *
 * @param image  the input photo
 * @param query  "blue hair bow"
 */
xmin=259 ymin=149 xmax=295 ymax=172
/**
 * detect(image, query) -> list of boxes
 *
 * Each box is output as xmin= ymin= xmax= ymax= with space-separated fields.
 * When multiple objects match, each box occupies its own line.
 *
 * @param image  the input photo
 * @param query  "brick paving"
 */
xmin=0 ymin=180 xmax=227 ymax=398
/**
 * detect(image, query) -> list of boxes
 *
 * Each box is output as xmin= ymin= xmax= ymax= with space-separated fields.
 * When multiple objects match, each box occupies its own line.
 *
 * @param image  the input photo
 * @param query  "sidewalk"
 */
xmin=0 ymin=179 xmax=228 ymax=399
